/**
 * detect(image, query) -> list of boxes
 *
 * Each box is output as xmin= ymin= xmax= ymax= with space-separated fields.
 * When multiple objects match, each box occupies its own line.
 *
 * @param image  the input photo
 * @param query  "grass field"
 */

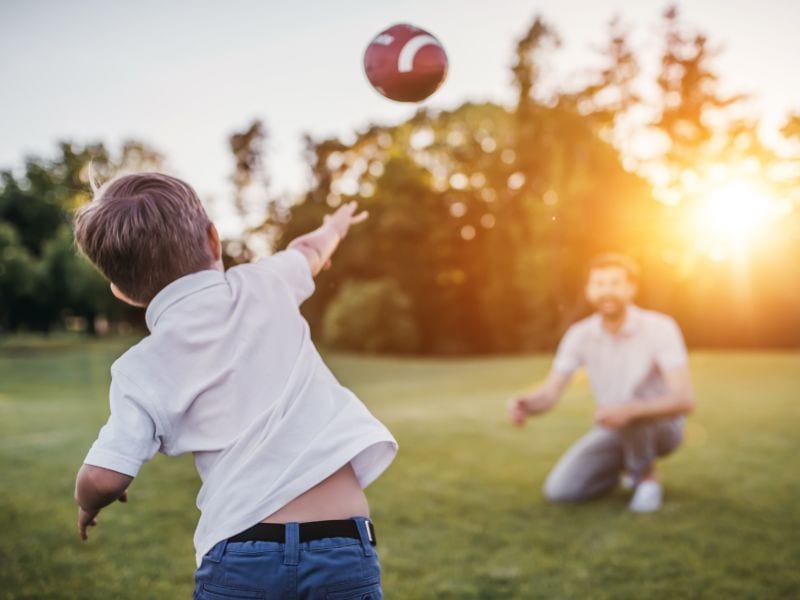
xmin=1 ymin=336 xmax=798 ymax=599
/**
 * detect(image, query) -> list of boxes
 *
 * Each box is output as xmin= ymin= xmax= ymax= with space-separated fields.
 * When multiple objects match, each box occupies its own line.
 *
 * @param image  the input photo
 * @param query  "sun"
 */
xmin=693 ymin=179 xmax=775 ymax=257
xmin=703 ymin=181 xmax=772 ymax=239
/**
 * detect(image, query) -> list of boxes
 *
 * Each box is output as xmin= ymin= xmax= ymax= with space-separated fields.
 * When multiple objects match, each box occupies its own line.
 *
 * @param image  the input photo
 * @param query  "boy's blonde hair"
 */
xmin=74 ymin=172 xmax=213 ymax=305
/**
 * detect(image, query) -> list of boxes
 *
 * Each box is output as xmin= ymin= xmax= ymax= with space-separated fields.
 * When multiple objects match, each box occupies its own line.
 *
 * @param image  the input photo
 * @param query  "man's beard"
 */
xmin=594 ymin=297 xmax=626 ymax=319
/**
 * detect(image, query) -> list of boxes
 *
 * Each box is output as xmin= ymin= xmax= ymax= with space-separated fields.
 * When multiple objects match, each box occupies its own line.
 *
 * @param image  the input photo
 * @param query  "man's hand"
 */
xmin=507 ymin=393 xmax=551 ymax=426
xmin=507 ymin=372 xmax=571 ymax=427
xmin=507 ymin=395 xmax=530 ymax=426
xmin=77 ymin=489 xmax=128 ymax=541
xmin=594 ymin=404 xmax=635 ymax=429
xmin=323 ymin=202 xmax=369 ymax=239
xmin=594 ymin=367 xmax=695 ymax=430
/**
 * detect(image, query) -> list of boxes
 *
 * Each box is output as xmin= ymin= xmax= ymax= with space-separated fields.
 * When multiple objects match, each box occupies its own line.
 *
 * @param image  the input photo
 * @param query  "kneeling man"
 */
xmin=508 ymin=254 xmax=694 ymax=512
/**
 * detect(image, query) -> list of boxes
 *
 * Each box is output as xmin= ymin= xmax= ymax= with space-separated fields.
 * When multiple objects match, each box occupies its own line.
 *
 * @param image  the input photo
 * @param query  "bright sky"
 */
xmin=1 ymin=0 xmax=798 ymax=235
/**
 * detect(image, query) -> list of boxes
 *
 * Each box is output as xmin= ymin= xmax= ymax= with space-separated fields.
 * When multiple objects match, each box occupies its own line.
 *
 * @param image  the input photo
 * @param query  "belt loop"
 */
xmin=283 ymin=522 xmax=300 ymax=566
xmin=354 ymin=518 xmax=376 ymax=557
xmin=206 ymin=538 xmax=228 ymax=564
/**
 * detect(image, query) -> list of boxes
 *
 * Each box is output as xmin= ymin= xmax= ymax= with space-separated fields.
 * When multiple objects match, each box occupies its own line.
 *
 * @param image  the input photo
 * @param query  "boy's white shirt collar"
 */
xmin=145 ymin=269 xmax=227 ymax=331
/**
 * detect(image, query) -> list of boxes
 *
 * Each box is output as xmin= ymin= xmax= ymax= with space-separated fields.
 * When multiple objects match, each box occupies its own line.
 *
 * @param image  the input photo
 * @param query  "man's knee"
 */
xmin=543 ymin=472 xmax=592 ymax=503
xmin=656 ymin=420 xmax=684 ymax=457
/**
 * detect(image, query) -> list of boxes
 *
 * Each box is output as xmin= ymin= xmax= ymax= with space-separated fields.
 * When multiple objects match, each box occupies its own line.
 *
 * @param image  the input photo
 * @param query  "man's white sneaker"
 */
xmin=629 ymin=480 xmax=663 ymax=513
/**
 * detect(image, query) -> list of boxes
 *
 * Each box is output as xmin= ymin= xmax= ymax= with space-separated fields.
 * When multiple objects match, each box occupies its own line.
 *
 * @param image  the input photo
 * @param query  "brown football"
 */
xmin=364 ymin=23 xmax=448 ymax=103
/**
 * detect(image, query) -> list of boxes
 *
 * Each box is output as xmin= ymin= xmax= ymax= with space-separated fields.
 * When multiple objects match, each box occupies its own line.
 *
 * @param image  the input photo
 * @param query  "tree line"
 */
xmin=2 ymin=7 xmax=798 ymax=352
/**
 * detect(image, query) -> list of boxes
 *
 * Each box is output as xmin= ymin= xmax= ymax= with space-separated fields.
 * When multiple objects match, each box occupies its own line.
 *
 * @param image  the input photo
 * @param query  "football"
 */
xmin=363 ymin=23 xmax=448 ymax=103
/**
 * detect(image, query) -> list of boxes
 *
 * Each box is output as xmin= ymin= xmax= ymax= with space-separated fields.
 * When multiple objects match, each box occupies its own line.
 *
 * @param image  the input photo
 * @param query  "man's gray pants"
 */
xmin=543 ymin=418 xmax=684 ymax=502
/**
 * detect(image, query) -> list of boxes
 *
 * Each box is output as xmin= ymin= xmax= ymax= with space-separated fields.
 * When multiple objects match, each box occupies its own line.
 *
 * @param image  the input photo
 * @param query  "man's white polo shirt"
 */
xmin=83 ymin=249 xmax=398 ymax=566
xmin=552 ymin=305 xmax=689 ymax=407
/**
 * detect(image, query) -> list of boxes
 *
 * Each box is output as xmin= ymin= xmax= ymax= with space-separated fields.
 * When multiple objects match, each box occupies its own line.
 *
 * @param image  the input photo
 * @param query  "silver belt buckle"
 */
xmin=365 ymin=519 xmax=376 ymax=545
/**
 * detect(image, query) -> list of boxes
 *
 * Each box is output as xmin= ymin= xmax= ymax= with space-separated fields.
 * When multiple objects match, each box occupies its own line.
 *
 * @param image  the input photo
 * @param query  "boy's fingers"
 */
xmin=78 ymin=519 xmax=93 ymax=540
xmin=352 ymin=211 xmax=369 ymax=223
xmin=82 ymin=520 xmax=96 ymax=535
xmin=78 ymin=506 xmax=100 ymax=541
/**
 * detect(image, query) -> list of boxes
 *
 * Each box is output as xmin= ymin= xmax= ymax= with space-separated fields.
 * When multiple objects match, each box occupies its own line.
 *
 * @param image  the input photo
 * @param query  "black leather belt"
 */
xmin=228 ymin=519 xmax=376 ymax=546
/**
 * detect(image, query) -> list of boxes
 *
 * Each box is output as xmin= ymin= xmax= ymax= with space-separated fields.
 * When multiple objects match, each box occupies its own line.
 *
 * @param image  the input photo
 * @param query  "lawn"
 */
xmin=0 ymin=336 xmax=798 ymax=599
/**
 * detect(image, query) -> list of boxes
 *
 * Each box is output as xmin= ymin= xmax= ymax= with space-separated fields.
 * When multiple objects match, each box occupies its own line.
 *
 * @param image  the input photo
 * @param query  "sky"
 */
xmin=1 ymin=0 xmax=798 ymax=234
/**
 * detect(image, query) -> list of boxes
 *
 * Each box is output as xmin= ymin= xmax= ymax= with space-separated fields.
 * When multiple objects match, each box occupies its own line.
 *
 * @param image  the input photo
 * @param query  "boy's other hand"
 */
xmin=77 ymin=488 xmax=129 ymax=540
xmin=78 ymin=506 xmax=100 ymax=540
xmin=324 ymin=202 xmax=368 ymax=239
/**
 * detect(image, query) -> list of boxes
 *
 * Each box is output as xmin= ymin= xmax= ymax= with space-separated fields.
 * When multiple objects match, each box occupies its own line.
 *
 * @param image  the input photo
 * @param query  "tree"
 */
xmin=263 ymin=96 xmax=655 ymax=353
xmin=635 ymin=6 xmax=800 ymax=346
xmin=0 ymin=140 xmax=163 ymax=333
xmin=322 ymin=278 xmax=419 ymax=353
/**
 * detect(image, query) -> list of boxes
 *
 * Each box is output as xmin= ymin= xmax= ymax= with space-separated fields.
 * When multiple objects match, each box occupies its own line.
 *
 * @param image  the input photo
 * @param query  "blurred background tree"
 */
xmin=0 ymin=141 xmax=162 ymax=333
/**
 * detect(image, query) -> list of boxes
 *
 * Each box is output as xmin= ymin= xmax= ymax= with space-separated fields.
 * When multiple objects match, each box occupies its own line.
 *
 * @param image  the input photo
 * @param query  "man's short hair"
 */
xmin=588 ymin=253 xmax=640 ymax=283
xmin=74 ymin=172 xmax=213 ymax=305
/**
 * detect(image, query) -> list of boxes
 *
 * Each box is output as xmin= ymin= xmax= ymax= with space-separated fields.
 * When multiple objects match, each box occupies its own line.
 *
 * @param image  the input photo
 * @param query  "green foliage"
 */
xmin=269 ymin=98 xmax=656 ymax=353
xmin=0 ymin=141 xmax=161 ymax=333
xmin=511 ymin=15 xmax=560 ymax=109
xmin=0 ymin=340 xmax=798 ymax=598
xmin=322 ymin=278 xmax=420 ymax=353
xmin=0 ymin=222 xmax=43 ymax=328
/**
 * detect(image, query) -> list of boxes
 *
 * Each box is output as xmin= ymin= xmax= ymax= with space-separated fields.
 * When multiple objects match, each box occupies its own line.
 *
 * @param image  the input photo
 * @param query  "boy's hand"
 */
xmin=78 ymin=506 xmax=100 ymax=540
xmin=77 ymin=488 xmax=128 ymax=541
xmin=323 ymin=202 xmax=368 ymax=239
xmin=287 ymin=201 xmax=368 ymax=277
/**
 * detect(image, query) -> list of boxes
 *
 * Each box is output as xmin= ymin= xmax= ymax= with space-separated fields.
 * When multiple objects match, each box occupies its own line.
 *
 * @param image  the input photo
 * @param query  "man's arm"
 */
xmin=507 ymin=370 xmax=573 ymax=426
xmin=288 ymin=202 xmax=368 ymax=277
xmin=594 ymin=366 xmax=695 ymax=429
xmin=74 ymin=464 xmax=133 ymax=540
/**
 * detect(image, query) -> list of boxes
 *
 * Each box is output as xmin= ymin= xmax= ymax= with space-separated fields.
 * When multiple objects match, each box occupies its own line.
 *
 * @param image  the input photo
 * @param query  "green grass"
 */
xmin=1 ymin=337 xmax=798 ymax=599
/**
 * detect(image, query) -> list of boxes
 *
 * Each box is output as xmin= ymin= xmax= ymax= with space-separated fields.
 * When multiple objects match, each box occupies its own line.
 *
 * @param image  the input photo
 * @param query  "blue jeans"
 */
xmin=193 ymin=517 xmax=382 ymax=600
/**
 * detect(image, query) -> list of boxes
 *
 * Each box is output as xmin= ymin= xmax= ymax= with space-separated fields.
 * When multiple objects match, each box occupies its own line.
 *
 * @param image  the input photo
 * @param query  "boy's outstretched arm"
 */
xmin=75 ymin=464 xmax=133 ymax=540
xmin=288 ymin=202 xmax=368 ymax=277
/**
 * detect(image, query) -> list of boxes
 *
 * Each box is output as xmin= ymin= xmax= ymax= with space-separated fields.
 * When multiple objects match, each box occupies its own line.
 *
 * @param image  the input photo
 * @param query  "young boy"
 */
xmin=73 ymin=172 xmax=397 ymax=598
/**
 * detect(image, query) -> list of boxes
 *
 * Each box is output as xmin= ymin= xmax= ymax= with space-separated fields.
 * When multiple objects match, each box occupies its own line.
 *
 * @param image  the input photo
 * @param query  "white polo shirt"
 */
xmin=552 ymin=305 xmax=688 ymax=407
xmin=83 ymin=249 xmax=398 ymax=566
